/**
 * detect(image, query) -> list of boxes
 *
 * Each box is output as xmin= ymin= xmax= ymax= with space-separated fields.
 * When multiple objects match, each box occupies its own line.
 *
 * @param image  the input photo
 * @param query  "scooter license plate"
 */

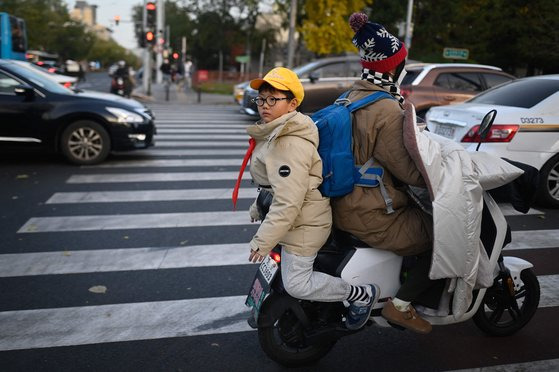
xmin=245 ymin=255 xmax=279 ymax=318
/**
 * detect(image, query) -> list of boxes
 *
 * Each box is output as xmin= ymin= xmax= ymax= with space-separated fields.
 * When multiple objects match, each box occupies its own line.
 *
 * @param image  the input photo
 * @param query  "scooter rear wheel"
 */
xmin=473 ymin=269 xmax=540 ymax=336
xmin=258 ymin=302 xmax=336 ymax=367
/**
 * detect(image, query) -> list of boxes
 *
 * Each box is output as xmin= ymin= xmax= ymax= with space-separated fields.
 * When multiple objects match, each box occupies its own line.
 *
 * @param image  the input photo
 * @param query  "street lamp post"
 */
xmin=286 ymin=0 xmax=297 ymax=69
xmin=404 ymin=0 xmax=414 ymax=50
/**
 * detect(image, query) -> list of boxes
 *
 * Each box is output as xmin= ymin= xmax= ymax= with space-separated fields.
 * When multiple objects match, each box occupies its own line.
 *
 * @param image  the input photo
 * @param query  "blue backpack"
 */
xmin=311 ymin=90 xmax=396 ymax=212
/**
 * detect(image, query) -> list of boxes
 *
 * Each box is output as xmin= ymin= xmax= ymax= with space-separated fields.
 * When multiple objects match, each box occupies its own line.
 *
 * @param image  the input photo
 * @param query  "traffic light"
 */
xmin=114 ymin=15 xmax=121 ymax=26
xmin=145 ymin=31 xmax=155 ymax=44
xmin=172 ymin=52 xmax=179 ymax=60
xmin=146 ymin=2 xmax=156 ymax=27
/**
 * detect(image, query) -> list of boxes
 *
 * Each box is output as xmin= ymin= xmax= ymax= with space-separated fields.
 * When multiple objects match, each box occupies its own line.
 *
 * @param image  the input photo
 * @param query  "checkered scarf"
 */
xmin=361 ymin=68 xmax=404 ymax=104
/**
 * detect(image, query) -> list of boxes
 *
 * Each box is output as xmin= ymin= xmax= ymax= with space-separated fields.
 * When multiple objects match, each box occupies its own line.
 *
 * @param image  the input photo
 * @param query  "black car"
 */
xmin=0 ymin=59 xmax=155 ymax=165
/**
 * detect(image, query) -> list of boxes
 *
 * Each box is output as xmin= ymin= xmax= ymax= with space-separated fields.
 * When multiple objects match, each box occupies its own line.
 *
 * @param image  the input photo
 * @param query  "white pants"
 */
xmin=281 ymin=248 xmax=351 ymax=302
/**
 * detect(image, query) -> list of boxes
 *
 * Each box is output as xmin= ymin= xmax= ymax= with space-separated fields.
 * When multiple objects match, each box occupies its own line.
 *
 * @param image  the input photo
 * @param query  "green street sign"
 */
xmin=235 ymin=55 xmax=250 ymax=63
xmin=443 ymin=48 xmax=469 ymax=60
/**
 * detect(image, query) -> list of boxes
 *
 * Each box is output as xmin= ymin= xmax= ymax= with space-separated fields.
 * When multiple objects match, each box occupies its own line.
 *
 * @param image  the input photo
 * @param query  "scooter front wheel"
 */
xmin=258 ymin=299 xmax=336 ymax=367
xmin=473 ymin=268 xmax=540 ymax=336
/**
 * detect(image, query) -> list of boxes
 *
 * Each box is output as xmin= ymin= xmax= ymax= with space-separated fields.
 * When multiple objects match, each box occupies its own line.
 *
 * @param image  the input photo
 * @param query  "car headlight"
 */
xmin=106 ymin=107 xmax=145 ymax=124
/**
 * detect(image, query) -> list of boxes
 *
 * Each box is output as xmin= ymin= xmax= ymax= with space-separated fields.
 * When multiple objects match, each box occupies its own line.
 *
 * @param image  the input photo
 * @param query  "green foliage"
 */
xmin=2 ymin=0 xmax=136 ymax=66
xmin=300 ymin=0 xmax=367 ymax=55
xmin=198 ymin=81 xmax=234 ymax=94
xmin=87 ymin=38 xmax=139 ymax=69
xmin=360 ymin=0 xmax=559 ymax=74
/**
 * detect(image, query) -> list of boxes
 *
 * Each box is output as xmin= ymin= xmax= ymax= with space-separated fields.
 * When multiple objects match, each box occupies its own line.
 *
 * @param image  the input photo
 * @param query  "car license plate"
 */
xmin=245 ymin=255 xmax=279 ymax=319
xmin=434 ymin=124 xmax=456 ymax=138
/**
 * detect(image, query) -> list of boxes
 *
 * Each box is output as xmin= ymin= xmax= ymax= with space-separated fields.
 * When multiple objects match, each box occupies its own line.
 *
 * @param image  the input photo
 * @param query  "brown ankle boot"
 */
xmin=381 ymin=299 xmax=432 ymax=334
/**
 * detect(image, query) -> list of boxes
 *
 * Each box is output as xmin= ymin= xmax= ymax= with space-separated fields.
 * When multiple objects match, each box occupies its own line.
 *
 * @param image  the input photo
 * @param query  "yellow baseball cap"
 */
xmin=250 ymin=67 xmax=304 ymax=106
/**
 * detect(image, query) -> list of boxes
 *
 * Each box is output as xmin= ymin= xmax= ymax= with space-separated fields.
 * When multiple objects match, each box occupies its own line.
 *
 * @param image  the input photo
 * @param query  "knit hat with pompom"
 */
xmin=349 ymin=12 xmax=407 ymax=73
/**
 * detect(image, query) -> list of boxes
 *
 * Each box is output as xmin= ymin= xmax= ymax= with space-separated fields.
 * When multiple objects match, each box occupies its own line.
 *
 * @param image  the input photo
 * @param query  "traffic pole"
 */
xmin=142 ymin=0 xmax=151 ymax=95
xmin=286 ymin=0 xmax=297 ymax=69
xmin=155 ymin=0 xmax=164 ymax=84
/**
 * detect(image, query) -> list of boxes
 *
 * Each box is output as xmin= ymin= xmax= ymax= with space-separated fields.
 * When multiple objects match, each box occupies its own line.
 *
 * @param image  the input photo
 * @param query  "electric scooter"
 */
xmin=245 ymin=110 xmax=540 ymax=367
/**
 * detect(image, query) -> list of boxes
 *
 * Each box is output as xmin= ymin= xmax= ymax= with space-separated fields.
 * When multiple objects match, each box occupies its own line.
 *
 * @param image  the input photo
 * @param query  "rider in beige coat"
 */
xmin=245 ymin=67 xmax=381 ymax=330
xmin=247 ymin=110 xmax=331 ymax=257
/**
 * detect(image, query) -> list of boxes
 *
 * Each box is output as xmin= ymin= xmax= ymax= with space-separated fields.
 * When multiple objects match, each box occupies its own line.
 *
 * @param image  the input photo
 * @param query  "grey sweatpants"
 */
xmin=281 ymin=248 xmax=351 ymax=302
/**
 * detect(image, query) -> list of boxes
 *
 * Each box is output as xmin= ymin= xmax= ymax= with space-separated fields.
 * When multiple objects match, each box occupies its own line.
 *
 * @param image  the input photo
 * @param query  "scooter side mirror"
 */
xmin=476 ymin=109 xmax=497 ymax=151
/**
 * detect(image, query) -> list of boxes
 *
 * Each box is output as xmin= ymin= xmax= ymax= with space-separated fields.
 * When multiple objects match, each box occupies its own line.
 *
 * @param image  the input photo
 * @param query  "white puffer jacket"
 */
xmin=402 ymin=103 xmax=523 ymax=317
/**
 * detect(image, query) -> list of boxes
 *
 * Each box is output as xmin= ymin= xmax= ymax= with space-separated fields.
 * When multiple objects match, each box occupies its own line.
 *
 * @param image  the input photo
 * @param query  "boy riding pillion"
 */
xmin=241 ymin=67 xmax=380 ymax=330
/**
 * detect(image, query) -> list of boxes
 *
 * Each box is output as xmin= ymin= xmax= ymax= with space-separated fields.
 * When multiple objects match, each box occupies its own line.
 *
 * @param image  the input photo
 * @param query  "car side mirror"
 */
xmin=14 ymin=84 xmax=35 ymax=100
xmin=476 ymin=109 xmax=497 ymax=151
xmin=309 ymin=71 xmax=320 ymax=83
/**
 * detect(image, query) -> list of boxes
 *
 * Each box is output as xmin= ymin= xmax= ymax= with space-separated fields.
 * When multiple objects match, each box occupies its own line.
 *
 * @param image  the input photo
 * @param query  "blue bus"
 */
xmin=0 ymin=12 xmax=27 ymax=60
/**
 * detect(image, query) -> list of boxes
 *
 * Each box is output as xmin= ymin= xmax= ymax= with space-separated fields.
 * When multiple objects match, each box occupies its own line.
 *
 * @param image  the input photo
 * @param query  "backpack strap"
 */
xmin=334 ymin=91 xmax=351 ymax=106
xmin=347 ymin=91 xmax=394 ymax=113
xmin=355 ymin=157 xmax=395 ymax=214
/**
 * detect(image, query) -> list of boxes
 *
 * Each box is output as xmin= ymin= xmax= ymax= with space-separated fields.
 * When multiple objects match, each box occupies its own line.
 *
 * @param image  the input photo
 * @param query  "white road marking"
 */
xmin=0 ymin=275 xmax=556 ymax=352
xmin=86 ymin=158 xmax=242 ymax=168
xmin=447 ymin=358 xmax=559 ymax=372
xmin=155 ymin=134 xmax=248 ymax=140
xmin=154 ymin=141 xmax=247 ymax=147
xmin=507 ymin=230 xmax=559 ymax=250
xmin=499 ymin=204 xmax=544 ymax=216
xmin=66 ymin=171 xmax=250 ymax=183
xmin=0 ymin=243 xmax=254 ymax=277
xmin=17 ymin=211 xmax=252 ymax=233
xmin=46 ymin=188 xmax=257 ymax=204
xmin=115 ymin=149 xmax=246 ymax=156
xmin=157 ymin=128 xmax=246 ymax=134
xmin=0 ymin=295 xmax=253 ymax=351
xmin=156 ymin=124 xmax=248 ymax=128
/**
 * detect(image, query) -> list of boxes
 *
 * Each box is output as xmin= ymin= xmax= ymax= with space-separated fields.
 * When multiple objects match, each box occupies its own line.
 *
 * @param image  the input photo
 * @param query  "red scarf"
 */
xmin=232 ymin=138 xmax=256 ymax=210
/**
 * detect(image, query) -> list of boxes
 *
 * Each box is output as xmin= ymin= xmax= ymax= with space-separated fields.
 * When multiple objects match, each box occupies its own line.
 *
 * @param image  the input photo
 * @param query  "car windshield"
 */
xmin=469 ymin=78 xmax=559 ymax=108
xmin=5 ymin=62 xmax=72 ymax=94
xmin=401 ymin=69 xmax=420 ymax=85
xmin=293 ymin=61 xmax=323 ymax=77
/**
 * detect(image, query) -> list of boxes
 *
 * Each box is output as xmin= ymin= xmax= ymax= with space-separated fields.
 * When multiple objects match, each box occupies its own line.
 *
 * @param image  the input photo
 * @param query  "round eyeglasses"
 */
xmin=252 ymin=96 xmax=290 ymax=107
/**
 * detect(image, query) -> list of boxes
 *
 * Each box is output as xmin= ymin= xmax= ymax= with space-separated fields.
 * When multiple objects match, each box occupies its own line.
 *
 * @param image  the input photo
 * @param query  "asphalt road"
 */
xmin=0 ymin=82 xmax=558 ymax=371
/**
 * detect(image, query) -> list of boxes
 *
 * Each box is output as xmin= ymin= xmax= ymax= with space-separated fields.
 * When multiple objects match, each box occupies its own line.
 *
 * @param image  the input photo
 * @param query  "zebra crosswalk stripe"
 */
xmin=156 ymin=134 xmax=248 ymax=140
xmin=119 ymin=149 xmax=246 ymax=156
xmin=0 ymin=243 xmax=252 ymax=277
xmin=0 ymin=275 xmax=557 ymax=352
xmin=18 ymin=211 xmax=253 ymax=233
xmin=86 ymin=158 xmax=243 ymax=168
xmin=46 ymin=188 xmax=257 ymax=204
xmin=66 ymin=171 xmax=250 ymax=183
xmin=157 ymin=128 xmax=247 ymax=134
xmin=0 ymin=295 xmax=252 ymax=351
xmin=154 ymin=141 xmax=247 ymax=147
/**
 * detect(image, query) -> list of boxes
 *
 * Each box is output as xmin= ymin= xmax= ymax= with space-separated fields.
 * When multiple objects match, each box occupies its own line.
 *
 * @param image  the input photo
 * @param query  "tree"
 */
xmin=1 ymin=0 xmax=131 ymax=65
xmin=86 ymin=38 xmax=139 ymax=68
xmin=299 ymin=0 xmax=367 ymax=56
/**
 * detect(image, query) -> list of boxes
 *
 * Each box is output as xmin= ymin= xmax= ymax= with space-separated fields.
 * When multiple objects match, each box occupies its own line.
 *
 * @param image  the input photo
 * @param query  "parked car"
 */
xmin=33 ymin=60 xmax=65 ymax=75
xmin=241 ymin=55 xmax=363 ymax=116
xmin=15 ymin=60 xmax=77 ymax=88
xmin=0 ymin=59 xmax=155 ymax=165
xmin=402 ymin=63 xmax=516 ymax=118
xmin=425 ymin=75 xmax=559 ymax=207
xmin=234 ymin=80 xmax=249 ymax=105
